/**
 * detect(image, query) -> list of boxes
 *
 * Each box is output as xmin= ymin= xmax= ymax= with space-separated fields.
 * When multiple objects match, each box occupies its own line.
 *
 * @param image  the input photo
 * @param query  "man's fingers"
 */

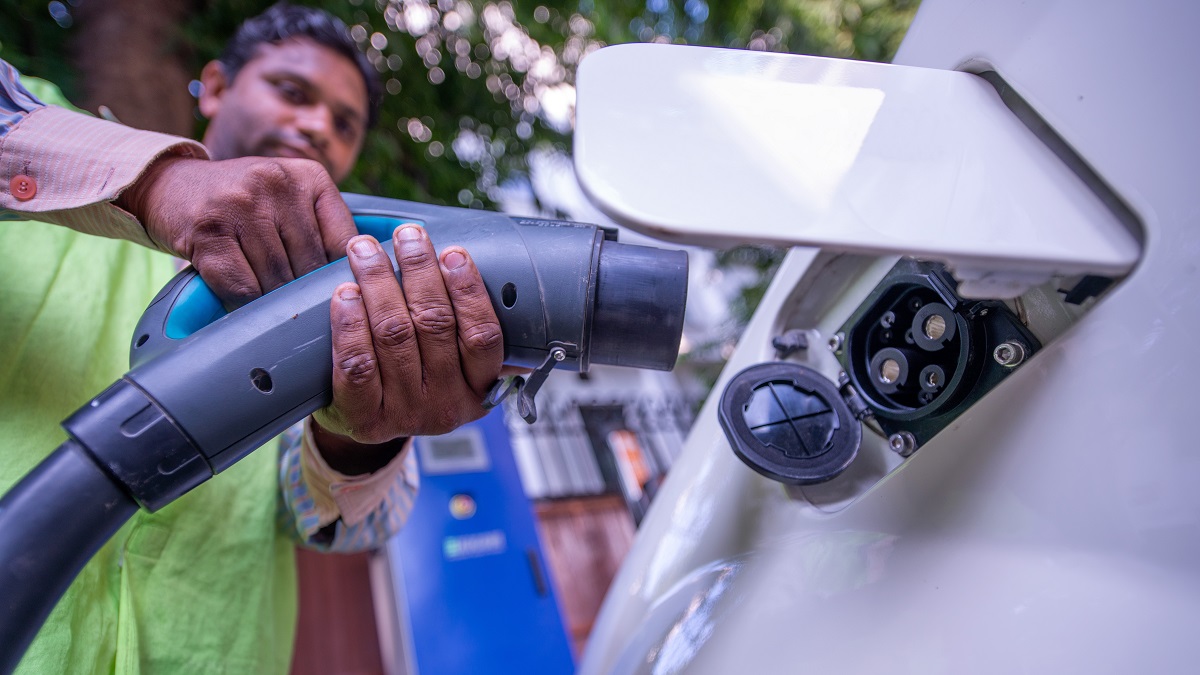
xmin=190 ymin=242 xmax=261 ymax=307
xmin=128 ymin=156 xmax=355 ymax=294
xmin=345 ymin=234 xmax=422 ymax=395
xmin=327 ymin=282 xmax=383 ymax=436
xmin=311 ymin=172 xmax=357 ymax=262
xmin=278 ymin=200 xmax=333 ymax=279
xmin=391 ymin=226 xmax=461 ymax=377
xmin=439 ymin=246 xmax=504 ymax=396
xmin=245 ymin=163 xmax=351 ymax=285
xmin=236 ymin=216 xmax=295 ymax=294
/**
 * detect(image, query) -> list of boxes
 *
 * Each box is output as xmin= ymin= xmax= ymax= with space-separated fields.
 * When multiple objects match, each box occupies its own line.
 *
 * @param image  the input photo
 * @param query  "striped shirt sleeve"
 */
xmin=0 ymin=60 xmax=43 ymax=134
xmin=0 ymin=59 xmax=208 ymax=248
xmin=277 ymin=419 xmax=419 ymax=552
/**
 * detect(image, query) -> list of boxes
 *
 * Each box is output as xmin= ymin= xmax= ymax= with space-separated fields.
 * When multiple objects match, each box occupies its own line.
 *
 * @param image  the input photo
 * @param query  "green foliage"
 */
xmin=0 ymin=0 xmax=80 ymax=98
xmin=0 ymin=0 xmax=918 ymax=207
xmin=714 ymin=245 xmax=789 ymax=324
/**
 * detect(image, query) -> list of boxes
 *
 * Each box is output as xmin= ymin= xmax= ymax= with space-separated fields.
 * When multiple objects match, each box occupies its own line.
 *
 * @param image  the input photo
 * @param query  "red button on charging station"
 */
xmin=449 ymin=494 xmax=476 ymax=519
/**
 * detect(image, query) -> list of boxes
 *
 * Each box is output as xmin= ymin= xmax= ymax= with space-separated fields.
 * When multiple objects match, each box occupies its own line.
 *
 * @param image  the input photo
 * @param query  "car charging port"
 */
xmin=836 ymin=259 xmax=1041 ymax=450
xmin=720 ymin=259 xmax=1045 ymax=487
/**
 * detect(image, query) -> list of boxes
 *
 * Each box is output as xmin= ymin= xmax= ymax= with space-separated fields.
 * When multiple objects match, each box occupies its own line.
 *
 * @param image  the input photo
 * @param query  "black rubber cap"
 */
xmin=718 ymin=362 xmax=861 ymax=485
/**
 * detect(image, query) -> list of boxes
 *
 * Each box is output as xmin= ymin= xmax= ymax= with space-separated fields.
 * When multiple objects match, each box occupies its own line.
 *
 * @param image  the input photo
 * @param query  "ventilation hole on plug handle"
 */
xmin=250 ymin=368 xmax=273 ymax=393
xmin=501 ymin=282 xmax=517 ymax=309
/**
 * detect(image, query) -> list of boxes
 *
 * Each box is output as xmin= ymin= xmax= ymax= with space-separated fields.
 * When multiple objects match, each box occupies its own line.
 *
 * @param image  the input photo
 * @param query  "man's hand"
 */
xmin=117 ymin=155 xmax=357 ymax=306
xmin=311 ymin=227 xmax=504 ymax=474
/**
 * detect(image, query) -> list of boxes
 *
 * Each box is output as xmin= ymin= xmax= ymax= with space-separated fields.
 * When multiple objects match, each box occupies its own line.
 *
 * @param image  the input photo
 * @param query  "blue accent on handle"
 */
xmin=353 ymin=215 xmax=423 ymax=242
xmin=161 ymin=215 xmax=421 ymax=341
xmin=164 ymin=276 xmax=225 ymax=340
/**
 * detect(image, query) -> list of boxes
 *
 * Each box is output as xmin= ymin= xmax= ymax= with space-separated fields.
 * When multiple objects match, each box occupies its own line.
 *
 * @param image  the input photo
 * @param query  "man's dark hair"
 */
xmin=218 ymin=2 xmax=382 ymax=128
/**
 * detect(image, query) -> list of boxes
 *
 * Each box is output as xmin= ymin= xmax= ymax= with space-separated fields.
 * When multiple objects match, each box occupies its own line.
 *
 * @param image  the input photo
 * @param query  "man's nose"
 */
xmin=296 ymin=106 xmax=332 ymax=149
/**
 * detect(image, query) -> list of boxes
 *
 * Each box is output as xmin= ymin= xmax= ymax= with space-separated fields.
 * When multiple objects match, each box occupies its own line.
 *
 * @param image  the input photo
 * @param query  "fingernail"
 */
xmin=351 ymin=237 xmax=378 ymax=257
xmin=397 ymin=225 xmax=423 ymax=241
xmin=338 ymin=286 xmax=361 ymax=301
xmin=443 ymin=250 xmax=466 ymax=269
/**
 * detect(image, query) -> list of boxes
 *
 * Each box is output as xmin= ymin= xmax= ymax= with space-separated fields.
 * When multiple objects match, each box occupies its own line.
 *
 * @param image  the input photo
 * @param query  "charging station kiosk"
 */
xmin=377 ymin=408 xmax=574 ymax=675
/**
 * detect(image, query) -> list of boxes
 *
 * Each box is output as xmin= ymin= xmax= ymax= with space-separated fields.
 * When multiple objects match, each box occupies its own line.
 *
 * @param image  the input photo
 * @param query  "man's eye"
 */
xmin=276 ymin=82 xmax=306 ymax=104
xmin=335 ymin=116 xmax=357 ymax=140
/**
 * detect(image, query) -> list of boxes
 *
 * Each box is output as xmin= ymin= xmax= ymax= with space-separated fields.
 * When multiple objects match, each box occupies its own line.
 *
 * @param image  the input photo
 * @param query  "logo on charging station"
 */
xmin=449 ymin=493 xmax=476 ymax=519
xmin=443 ymin=530 xmax=506 ymax=561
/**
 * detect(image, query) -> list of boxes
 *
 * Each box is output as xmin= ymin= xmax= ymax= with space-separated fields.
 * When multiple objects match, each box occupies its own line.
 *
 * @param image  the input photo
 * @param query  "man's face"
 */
xmin=199 ymin=37 xmax=368 ymax=183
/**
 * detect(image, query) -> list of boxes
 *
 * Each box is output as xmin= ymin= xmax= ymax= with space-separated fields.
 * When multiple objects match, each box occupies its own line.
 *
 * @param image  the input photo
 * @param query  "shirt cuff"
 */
xmin=0 ymin=105 xmax=207 ymax=247
xmin=279 ymin=420 xmax=420 ymax=552
xmin=299 ymin=418 xmax=416 ymax=528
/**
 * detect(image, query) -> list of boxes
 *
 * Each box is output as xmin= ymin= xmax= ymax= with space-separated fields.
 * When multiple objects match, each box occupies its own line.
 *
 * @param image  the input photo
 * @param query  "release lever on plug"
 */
xmin=482 ymin=345 xmax=569 ymax=423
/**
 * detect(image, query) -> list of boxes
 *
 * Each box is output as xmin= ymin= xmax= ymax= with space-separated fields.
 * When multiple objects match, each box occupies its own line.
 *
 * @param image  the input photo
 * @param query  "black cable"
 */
xmin=0 ymin=439 xmax=138 ymax=674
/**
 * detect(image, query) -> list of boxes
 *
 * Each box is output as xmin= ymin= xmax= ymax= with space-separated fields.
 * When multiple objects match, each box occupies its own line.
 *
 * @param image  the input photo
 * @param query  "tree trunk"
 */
xmin=69 ymin=0 xmax=195 ymax=137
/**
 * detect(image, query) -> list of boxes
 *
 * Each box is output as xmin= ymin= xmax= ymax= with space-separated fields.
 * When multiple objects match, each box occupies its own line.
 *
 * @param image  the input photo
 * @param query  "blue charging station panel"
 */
xmin=384 ymin=408 xmax=575 ymax=674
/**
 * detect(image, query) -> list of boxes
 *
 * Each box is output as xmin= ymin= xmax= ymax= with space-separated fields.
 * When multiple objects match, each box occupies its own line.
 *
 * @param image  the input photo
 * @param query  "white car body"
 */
xmin=572 ymin=0 xmax=1200 ymax=672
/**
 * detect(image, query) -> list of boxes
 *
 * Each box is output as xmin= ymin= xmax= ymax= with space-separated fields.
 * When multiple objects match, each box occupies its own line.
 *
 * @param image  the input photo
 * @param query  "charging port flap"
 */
xmin=575 ymin=43 xmax=1140 ymax=298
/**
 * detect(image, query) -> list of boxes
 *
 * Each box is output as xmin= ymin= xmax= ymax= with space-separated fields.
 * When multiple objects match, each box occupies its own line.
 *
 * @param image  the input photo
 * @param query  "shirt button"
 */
xmin=11 ymin=174 xmax=37 ymax=201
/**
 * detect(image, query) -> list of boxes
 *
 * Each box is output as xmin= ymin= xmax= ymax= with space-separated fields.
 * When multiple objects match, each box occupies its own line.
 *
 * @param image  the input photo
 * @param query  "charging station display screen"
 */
xmin=417 ymin=428 xmax=491 ymax=475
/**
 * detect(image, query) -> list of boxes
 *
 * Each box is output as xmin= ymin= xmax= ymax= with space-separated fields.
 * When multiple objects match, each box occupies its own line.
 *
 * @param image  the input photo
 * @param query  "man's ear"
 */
xmin=198 ymin=61 xmax=229 ymax=119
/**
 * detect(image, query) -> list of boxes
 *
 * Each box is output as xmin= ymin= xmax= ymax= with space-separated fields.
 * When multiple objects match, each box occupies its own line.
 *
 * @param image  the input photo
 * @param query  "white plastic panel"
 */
xmin=574 ymin=44 xmax=1140 ymax=297
xmin=577 ymin=1 xmax=1200 ymax=674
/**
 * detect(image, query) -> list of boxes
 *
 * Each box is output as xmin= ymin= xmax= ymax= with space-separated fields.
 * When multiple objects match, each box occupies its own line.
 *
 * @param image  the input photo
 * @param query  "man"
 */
xmin=193 ymin=3 xmax=468 ymax=542
xmin=0 ymin=4 xmax=499 ymax=673
xmin=197 ymin=2 xmax=373 ymax=187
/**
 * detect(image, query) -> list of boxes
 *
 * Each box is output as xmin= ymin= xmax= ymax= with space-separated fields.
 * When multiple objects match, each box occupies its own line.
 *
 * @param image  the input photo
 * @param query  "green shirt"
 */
xmin=1 ymin=79 xmax=296 ymax=675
